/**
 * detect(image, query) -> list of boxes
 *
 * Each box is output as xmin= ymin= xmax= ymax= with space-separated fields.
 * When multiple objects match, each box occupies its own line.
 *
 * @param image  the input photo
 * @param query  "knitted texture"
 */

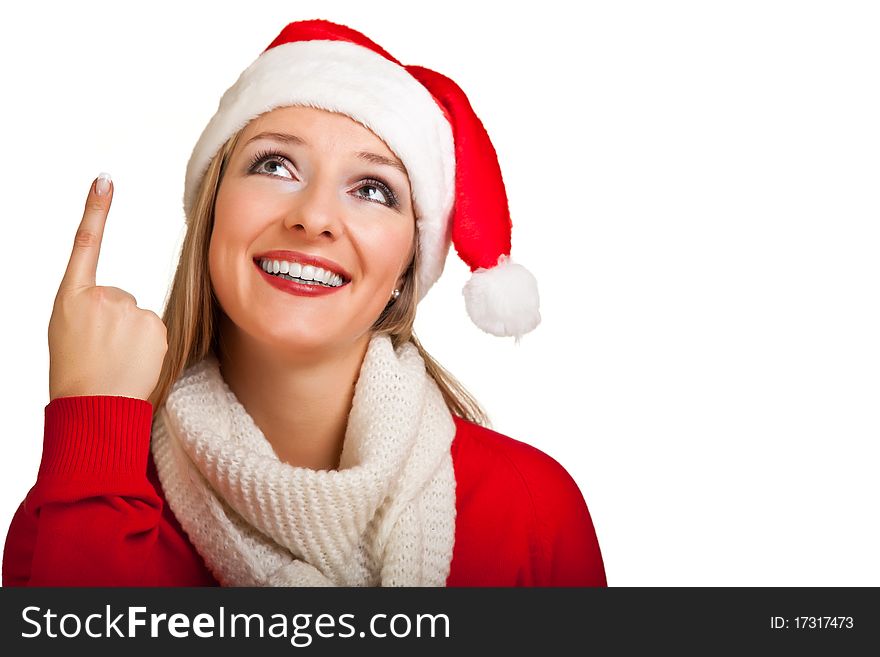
xmin=150 ymin=333 xmax=457 ymax=586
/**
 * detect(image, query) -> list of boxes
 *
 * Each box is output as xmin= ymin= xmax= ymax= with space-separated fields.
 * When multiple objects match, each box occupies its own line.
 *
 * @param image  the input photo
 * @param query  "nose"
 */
xmin=283 ymin=177 xmax=345 ymax=240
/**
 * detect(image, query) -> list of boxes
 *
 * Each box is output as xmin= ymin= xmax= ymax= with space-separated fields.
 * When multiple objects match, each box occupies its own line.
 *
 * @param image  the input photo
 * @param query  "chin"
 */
xmin=235 ymin=301 xmax=380 ymax=354
xmin=266 ymin=321 xmax=377 ymax=356
xmin=263 ymin=324 xmax=338 ymax=352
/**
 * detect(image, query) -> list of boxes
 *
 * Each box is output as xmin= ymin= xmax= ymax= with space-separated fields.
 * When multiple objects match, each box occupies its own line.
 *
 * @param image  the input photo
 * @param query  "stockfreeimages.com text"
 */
xmin=21 ymin=605 xmax=451 ymax=646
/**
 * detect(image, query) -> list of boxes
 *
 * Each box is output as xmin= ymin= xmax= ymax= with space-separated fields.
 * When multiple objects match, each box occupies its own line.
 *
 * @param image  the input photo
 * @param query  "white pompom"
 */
xmin=462 ymin=254 xmax=541 ymax=340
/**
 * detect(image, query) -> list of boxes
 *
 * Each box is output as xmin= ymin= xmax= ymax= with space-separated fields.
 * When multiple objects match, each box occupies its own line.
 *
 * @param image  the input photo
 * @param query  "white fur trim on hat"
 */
xmin=184 ymin=39 xmax=456 ymax=301
xmin=462 ymin=255 xmax=541 ymax=341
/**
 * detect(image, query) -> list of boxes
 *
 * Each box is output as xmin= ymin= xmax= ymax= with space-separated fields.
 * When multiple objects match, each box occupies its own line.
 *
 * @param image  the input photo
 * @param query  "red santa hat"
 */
xmin=184 ymin=19 xmax=540 ymax=340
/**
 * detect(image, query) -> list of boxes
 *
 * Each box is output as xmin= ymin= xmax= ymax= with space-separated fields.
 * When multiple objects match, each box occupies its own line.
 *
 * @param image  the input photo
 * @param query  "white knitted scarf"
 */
xmin=150 ymin=333 xmax=457 ymax=587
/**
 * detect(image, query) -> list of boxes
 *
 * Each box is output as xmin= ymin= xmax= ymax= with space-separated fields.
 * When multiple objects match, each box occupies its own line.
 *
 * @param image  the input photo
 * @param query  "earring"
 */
xmin=391 ymin=288 xmax=400 ymax=301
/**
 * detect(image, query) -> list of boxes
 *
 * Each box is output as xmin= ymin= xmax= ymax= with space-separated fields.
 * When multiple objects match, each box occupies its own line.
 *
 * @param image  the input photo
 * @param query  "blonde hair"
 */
xmin=148 ymin=127 xmax=491 ymax=429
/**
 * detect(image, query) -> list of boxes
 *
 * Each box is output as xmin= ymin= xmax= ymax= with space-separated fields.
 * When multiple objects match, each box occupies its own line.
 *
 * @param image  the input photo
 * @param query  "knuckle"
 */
xmin=85 ymin=197 xmax=106 ymax=214
xmin=152 ymin=312 xmax=168 ymax=333
xmin=96 ymin=289 xmax=116 ymax=308
xmin=152 ymin=309 xmax=167 ymax=325
xmin=89 ymin=285 xmax=107 ymax=302
xmin=91 ymin=286 xmax=134 ymax=306
xmin=72 ymin=228 xmax=100 ymax=249
xmin=146 ymin=313 xmax=169 ymax=344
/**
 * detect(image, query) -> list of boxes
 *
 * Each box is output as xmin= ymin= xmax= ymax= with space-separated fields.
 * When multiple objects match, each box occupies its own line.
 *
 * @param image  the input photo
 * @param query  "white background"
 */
xmin=1 ymin=0 xmax=877 ymax=586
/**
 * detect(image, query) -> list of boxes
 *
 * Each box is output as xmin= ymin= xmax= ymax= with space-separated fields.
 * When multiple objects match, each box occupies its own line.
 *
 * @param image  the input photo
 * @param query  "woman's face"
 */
xmin=210 ymin=105 xmax=416 ymax=357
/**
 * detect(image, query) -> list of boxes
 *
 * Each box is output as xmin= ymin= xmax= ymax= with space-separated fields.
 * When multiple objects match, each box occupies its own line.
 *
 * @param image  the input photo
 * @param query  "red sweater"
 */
xmin=2 ymin=396 xmax=607 ymax=587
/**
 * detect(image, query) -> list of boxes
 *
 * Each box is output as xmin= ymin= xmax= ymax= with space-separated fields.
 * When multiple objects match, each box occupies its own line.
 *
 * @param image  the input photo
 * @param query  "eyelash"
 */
xmin=247 ymin=148 xmax=400 ymax=209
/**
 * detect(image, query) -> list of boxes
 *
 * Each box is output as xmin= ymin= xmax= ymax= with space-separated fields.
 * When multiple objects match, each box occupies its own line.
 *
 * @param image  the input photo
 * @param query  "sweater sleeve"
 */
xmin=515 ymin=445 xmax=608 ymax=587
xmin=2 ymin=395 xmax=177 ymax=587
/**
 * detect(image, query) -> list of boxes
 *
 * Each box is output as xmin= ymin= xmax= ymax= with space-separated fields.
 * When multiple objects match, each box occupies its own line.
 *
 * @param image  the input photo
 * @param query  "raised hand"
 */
xmin=48 ymin=173 xmax=168 ymax=403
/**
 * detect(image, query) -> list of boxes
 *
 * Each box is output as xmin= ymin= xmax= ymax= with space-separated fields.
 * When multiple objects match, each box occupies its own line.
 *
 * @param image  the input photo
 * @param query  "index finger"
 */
xmin=60 ymin=172 xmax=114 ymax=290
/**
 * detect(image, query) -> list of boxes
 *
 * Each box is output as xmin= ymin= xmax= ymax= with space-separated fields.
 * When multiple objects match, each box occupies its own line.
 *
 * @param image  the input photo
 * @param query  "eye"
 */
xmin=248 ymin=149 xmax=295 ymax=180
xmin=354 ymin=179 xmax=399 ymax=209
xmin=247 ymin=149 xmax=400 ymax=209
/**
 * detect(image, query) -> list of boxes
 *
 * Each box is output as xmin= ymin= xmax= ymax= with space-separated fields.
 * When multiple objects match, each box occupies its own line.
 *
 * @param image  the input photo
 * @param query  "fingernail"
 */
xmin=95 ymin=172 xmax=112 ymax=196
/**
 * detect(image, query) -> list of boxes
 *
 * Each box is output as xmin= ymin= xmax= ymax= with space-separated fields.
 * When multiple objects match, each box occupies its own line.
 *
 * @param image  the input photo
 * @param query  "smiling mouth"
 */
xmin=254 ymin=257 xmax=348 ymax=288
xmin=266 ymin=271 xmax=337 ymax=287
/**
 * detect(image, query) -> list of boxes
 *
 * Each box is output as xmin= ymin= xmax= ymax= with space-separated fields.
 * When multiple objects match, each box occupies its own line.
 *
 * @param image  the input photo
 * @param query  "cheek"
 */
xmin=357 ymin=221 xmax=415 ymax=283
xmin=209 ymin=184 xmax=263 ymax=303
xmin=211 ymin=181 xmax=281 ymax=271
xmin=214 ymin=180 xmax=272 ymax=239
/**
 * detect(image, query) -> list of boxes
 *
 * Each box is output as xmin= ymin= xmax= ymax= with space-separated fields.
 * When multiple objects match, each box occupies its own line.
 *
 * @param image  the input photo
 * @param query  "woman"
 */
xmin=2 ymin=19 xmax=606 ymax=587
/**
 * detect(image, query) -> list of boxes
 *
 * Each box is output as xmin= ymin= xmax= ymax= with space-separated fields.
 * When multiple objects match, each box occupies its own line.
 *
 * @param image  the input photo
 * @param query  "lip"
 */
xmin=253 ymin=250 xmax=352 ymax=281
xmin=254 ymin=259 xmax=348 ymax=297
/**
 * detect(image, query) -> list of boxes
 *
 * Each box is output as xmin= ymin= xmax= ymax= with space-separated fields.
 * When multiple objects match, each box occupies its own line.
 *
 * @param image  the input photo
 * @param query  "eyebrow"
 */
xmin=244 ymin=131 xmax=408 ymax=176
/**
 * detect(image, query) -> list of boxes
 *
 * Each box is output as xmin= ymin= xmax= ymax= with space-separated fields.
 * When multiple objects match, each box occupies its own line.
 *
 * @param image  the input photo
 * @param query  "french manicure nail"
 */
xmin=96 ymin=172 xmax=112 ymax=196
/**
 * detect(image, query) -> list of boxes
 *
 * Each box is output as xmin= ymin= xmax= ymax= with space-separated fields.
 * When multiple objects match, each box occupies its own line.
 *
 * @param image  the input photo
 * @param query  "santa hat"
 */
xmin=184 ymin=19 xmax=540 ymax=340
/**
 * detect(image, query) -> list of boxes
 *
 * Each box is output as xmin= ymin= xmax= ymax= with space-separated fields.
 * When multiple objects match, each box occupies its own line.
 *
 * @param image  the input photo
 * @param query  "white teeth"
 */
xmin=258 ymin=257 xmax=345 ymax=287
